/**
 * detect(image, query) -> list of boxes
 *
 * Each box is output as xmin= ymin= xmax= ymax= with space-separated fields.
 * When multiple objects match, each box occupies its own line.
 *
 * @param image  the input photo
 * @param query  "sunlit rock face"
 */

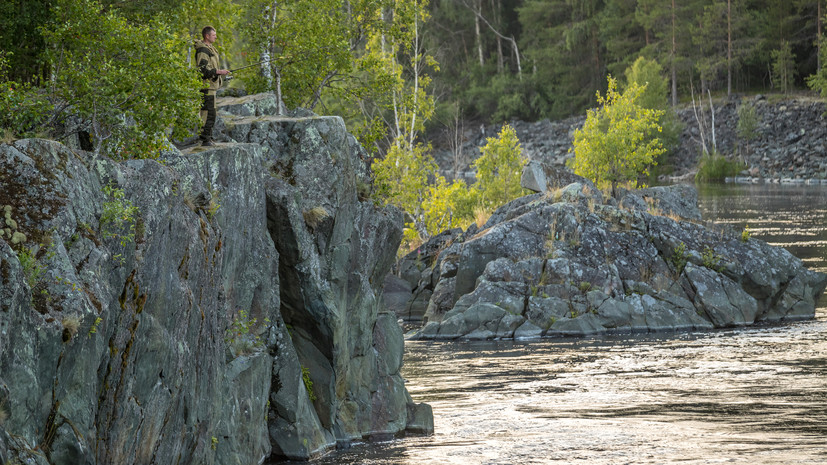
xmin=398 ymin=163 xmax=827 ymax=341
xmin=0 ymin=94 xmax=431 ymax=465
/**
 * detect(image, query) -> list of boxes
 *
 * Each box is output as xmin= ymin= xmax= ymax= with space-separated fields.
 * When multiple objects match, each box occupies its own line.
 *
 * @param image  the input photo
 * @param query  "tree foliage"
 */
xmin=807 ymin=36 xmax=827 ymax=97
xmin=372 ymin=139 xmax=469 ymax=245
xmin=0 ymin=52 xmax=53 ymax=138
xmin=569 ymin=76 xmax=665 ymax=195
xmin=771 ymin=40 xmax=797 ymax=95
xmin=623 ymin=56 xmax=682 ymax=151
xmin=423 ymin=0 xmax=826 ymax=127
xmin=0 ymin=0 xmax=51 ymax=83
xmin=373 ymin=124 xmax=527 ymax=249
xmin=470 ymin=124 xmax=528 ymax=211
xmin=39 ymin=0 xmax=203 ymax=158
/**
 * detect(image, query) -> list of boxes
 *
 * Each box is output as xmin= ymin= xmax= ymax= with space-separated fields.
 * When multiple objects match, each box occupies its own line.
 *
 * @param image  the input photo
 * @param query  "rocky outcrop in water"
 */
xmin=390 ymin=163 xmax=826 ymax=340
xmin=0 ymin=94 xmax=431 ymax=465
xmin=431 ymin=96 xmax=827 ymax=182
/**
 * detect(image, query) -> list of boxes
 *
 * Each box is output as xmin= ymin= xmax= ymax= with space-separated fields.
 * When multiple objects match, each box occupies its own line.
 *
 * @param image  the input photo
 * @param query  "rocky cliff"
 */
xmin=389 ymin=162 xmax=826 ymax=339
xmin=0 ymin=94 xmax=431 ymax=465
xmin=431 ymin=96 xmax=827 ymax=182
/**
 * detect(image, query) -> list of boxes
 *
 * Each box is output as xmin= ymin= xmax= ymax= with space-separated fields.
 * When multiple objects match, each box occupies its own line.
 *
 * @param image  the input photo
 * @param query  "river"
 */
xmin=305 ymin=183 xmax=827 ymax=465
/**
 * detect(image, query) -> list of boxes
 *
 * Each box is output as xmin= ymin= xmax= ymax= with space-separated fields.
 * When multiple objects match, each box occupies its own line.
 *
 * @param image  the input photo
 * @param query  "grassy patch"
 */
xmin=695 ymin=152 xmax=746 ymax=182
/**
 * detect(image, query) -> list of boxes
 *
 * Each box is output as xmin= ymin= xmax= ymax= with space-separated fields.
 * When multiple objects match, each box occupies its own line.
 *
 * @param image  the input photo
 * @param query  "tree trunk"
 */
xmin=263 ymin=1 xmax=278 ymax=103
xmin=497 ymin=36 xmax=504 ymax=73
xmin=727 ymin=0 xmax=732 ymax=96
xmin=819 ymin=0 xmax=823 ymax=71
xmin=274 ymin=67 xmax=285 ymax=115
xmin=671 ymin=0 xmax=678 ymax=106
xmin=475 ymin=0 xmax=484 ymax=67
xmin=493 ymin=0 xmax=503 ymax=73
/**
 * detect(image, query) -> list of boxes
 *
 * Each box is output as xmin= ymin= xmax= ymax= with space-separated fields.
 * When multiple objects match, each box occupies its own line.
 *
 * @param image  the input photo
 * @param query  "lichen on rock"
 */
xmin=0 ymin=93 xmax=430 ymax=464
xmin=396 ymin=163 xmax=827 ymax=340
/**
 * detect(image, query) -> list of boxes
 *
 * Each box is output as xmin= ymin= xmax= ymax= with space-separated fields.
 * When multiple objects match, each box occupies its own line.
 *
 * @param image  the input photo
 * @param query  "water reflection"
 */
xmin=697 ymin=183 xmax=827 ymax=274
xmin=306 ymin=321 xmax=827 ymax=465
xmin=301 ymin=184 xmax=827 ymax=465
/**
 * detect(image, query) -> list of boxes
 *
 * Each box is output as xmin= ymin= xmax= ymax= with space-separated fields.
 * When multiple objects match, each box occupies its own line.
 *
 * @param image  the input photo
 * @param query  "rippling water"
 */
xmin=304 ymin=184 xmax=827 ymax=465
xmin=697 ymin=183 xmax=827 ymax=274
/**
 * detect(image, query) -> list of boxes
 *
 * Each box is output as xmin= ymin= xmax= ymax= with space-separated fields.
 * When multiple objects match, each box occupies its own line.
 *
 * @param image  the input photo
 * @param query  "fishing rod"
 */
xmin=228 ymin=59 xmax=273 ymax=73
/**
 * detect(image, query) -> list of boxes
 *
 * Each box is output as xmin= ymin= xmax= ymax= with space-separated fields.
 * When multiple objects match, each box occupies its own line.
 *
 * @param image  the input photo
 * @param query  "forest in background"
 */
xmin=3 ymin=0 xmax=827 ymax=249
xmin=424 ymin=0 xmax=826 ymax=126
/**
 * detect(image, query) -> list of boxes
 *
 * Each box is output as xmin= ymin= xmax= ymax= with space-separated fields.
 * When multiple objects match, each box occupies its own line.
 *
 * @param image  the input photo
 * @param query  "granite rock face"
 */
xmin=0 ymin=94 xmax=431 ymax=465
xmin=396 ymin=164 xmax=826 ymax=340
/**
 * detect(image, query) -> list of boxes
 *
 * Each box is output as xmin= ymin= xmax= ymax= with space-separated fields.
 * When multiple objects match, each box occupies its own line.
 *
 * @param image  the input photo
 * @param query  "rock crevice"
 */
xmin=389 ymin=164 xmax=826 ymax=340
xmin=0 ymin=94 xmax=431 ymax=465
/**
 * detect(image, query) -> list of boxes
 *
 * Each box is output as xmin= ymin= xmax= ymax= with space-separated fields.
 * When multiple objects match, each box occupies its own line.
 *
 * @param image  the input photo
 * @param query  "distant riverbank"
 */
xmin=430 ymin=95 xmax=827 ymax=183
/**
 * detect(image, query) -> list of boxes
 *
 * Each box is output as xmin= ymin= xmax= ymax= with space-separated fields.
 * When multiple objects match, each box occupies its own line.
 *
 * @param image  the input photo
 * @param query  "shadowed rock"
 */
xmin=0 ymin=93 xmax=431 ymax=464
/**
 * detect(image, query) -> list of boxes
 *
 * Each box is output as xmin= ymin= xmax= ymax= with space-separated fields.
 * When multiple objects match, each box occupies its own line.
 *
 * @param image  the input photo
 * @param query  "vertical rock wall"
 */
xmin=0 ymin=95 xmax=431 ymax=465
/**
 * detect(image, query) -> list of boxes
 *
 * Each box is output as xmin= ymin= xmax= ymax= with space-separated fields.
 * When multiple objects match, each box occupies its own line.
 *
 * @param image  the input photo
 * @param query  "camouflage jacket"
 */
xmin=194 ymin=39 xmax=222 ymax=94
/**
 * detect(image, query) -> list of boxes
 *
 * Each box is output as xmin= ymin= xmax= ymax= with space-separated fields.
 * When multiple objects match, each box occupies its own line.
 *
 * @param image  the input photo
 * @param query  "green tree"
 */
xmin=372 ymin=140 xmax=470 ymax=245
xmin=735 ymin=101 xmax=759 ymax=157
xmin=42 ymin=0 xmax=202 ymax=159
xmin=0 ymin=52 xmax=53 ymax=139
xmin=519 ymin=0 xmax=607 ymax=119
xmin=771 ymin=40 xmax=798 ymax=94
xmin=623 ymin=56 xmax=682 ymax=152
xmin=600 ymin=0 xmax=647 ymax=78
xmin=237 ymin=0 xmax=352 ymax=113
xmin=470 ymin=124 xmax=528 ymax=211
xmin=0 ymin=0 xmax=51 ymax=83
xmin=807 ymin=35 xmax=827 ymax=96
xmin=569 ymin=76 xmax=665 ymax=196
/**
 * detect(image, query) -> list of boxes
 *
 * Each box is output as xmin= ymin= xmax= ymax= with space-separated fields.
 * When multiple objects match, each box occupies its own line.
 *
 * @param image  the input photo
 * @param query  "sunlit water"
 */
xmin=302 ymin=184 xmax=827 ymax=465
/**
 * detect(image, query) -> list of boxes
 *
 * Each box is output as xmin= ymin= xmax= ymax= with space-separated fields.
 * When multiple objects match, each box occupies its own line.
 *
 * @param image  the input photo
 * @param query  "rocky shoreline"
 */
xmin=430 ymin=95 xmax=827 ymax=183
xmin=386 ymin=162 xmax=827 ymax=340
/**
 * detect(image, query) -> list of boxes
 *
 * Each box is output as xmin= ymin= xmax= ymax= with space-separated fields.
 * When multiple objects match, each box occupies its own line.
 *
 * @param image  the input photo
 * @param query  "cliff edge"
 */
xmin=0 ymin=93 xmax=431 ymax=465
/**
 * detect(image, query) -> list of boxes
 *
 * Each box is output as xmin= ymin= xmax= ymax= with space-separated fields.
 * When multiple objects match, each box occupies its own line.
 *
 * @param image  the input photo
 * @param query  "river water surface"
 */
xmin=308 ymin=184 xmax=827 ymax=465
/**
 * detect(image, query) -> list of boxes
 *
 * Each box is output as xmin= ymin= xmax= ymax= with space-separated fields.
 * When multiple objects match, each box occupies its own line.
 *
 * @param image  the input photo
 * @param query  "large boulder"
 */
xmin=0 ymin=94 xmax=431 ymax=464
xmin=406 ymin=164 xmax=826 ymax=340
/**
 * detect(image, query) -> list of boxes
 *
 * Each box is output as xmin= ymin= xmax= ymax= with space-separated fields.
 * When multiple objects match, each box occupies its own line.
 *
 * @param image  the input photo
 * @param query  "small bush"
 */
xmin=207 ymin=188 xmax=221 ymax=220
xmin=100 ymin=184 xmax=140 ymax=249
xmin=17 ymin=246 xmax=44 ymax=289
xmin=701 ymin=246 xmax=724 ymax=272
xmin=669 ymin=242 xmax=688 ymax=274
xmin=0 ymin=53 xmax=53 ymax=139
xmin=88 ymin=317 xmax=103 ymax=337
xmin=736 ymin=104 xmax=759 ymax=142
xmin=695 ymin=152 xmax=746 ymax=183
xmin=301 ymin=365 xmax=316 ymax=401
xmin=225 ymin=309 xmax=264 ymax=356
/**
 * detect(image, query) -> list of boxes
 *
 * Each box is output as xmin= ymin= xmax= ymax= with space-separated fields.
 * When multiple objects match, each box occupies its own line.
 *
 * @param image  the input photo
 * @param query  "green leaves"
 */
xmin=471 ymin=124 xmax=529 ymax=211
xmin=42 ymin=0 xmax=202 ymax=159
xmin=374 ymin=125 xmax=527 ymax=251
xmin=569 ymin=76 xmax=665 ymax=195
xmin=0 ymin=57 xmax=53 ymax=138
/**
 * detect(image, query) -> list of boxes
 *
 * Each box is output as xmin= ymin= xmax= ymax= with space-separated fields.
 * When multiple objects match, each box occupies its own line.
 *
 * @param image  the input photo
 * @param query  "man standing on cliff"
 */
xmin=195 ymin=26 xmax=230 ymax=146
